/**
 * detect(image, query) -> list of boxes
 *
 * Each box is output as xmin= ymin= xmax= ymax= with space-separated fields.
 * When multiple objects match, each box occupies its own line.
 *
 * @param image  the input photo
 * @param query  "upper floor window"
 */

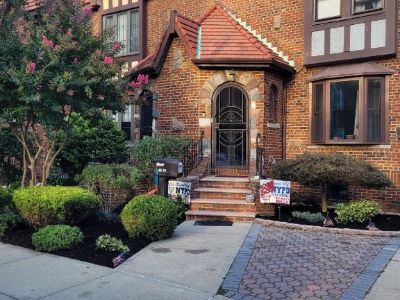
xmin=315 ymin=0 xmax=341 ymax=20
xmin=354 ymin=0 xmax=383 ymax=14
xmin=103 ymin=9 xmax=139 ymax=56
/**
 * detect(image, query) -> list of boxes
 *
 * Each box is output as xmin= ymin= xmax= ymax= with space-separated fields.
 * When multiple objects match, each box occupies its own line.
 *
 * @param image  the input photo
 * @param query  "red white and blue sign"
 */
xmin=260 ymin=179 xmax=291 ymax=205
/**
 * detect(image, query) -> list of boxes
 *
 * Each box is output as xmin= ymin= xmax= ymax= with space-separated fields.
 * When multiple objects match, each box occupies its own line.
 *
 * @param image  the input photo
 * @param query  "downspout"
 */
xmin=282 ymin=81 xmax=288 ymax=160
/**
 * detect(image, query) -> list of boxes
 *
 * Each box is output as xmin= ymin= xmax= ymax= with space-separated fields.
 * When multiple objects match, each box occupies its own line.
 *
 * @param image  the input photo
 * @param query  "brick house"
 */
xmin=30 ymin=0 xmax=400 ymax=220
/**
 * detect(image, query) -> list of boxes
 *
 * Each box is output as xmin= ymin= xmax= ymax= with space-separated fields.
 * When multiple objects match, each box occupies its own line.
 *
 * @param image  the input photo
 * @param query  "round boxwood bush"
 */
xmin=32 ymin=225 xmax=84 ymax=252
xmin=121 ymin=195 xmax=178 ymax=241
xmin=13 ymin=186 xmax=98 ymax=227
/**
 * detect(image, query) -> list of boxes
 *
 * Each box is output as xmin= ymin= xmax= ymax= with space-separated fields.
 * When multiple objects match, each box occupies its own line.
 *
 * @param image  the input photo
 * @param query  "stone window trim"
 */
xmin=309 ymin=76 xmax=389 ymax=145
xmin=99 ymin=0 xmax=146 ymax=61
xmin=304 ymin=0 xmax=396 ymax=66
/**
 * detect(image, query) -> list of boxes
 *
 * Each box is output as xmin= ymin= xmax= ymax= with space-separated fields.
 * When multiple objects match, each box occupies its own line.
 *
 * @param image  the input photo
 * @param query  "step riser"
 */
xmin=199 ymin=181 xmax=249 ymax=189
xmin=191 ymin=203 xmax=256 ymax=212
xmin=193 ymin=191 xmax=248 ymax=200
xmin=186 ymin=215 xmax=254 ymax=222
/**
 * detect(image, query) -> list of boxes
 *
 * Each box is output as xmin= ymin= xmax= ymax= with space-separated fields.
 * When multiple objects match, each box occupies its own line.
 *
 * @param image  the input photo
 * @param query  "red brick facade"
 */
xmin=92 ymin=1 xmax=400 ymax=214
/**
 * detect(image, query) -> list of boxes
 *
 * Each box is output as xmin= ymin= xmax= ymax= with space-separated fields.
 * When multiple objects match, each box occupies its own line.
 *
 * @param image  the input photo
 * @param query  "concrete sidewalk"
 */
xmin=0 ymin=221 xmax=251 ymax=300
xmin=365 ymin=249 xmax=400 ymax=300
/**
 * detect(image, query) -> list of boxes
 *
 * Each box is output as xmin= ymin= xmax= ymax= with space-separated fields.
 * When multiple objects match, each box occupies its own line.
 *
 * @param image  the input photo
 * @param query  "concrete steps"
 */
xmin=186 ymin=175 xmax=255 ymax=222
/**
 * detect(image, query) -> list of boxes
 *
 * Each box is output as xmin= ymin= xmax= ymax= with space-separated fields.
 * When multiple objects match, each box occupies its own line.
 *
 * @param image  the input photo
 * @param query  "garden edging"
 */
xmin=255 ymin=218 xmax=400 ymax=237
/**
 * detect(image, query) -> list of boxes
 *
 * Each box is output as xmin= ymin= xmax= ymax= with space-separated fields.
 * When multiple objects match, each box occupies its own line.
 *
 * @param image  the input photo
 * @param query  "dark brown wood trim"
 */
xmin=304 ymin=0 xmax=397 ymax=66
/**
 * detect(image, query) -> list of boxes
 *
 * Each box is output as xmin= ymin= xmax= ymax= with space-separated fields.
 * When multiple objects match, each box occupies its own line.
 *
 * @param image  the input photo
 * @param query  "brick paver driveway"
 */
xmin=221 ymin=225 xmax=393 ymax=300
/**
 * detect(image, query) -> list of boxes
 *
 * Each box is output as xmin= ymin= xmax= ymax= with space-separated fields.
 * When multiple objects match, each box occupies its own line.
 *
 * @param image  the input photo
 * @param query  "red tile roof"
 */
xmin=132 ymin=4 xmax=294 ymax=78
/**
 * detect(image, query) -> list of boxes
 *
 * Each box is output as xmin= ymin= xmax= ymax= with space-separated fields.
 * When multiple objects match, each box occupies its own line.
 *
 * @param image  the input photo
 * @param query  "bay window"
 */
xmin=311 ymin=77 xmax=386 ymax=144
xmin=103 ymin=9 xmax=139 ymax=56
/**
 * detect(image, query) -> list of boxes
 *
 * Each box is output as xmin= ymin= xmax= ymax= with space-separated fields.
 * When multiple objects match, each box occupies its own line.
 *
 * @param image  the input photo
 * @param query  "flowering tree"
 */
xmin=0 ymin=0 xmax=128 ymax=186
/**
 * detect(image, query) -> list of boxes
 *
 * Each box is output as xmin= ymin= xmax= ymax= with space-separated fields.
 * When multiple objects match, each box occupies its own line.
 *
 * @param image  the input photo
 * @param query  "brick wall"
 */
xmin=89 ymin=0 xmax=400 ymax=213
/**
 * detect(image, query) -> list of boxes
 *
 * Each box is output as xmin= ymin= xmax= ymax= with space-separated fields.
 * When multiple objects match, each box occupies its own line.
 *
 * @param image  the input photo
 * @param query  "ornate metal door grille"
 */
xmin=214 ymin=86 xmax=248 ymax=168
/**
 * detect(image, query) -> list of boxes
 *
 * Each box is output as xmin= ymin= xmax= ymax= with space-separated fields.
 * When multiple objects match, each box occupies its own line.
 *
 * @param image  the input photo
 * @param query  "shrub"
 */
xmin=0 ymin=128 xmax=21 ymax=185
xmin=336 ymin=199 xmax=381 ymax=224
xmin=59 ymin=113 xmax=128 ymax=179
xmin=130 ymin=136 xmax=190 ymax=189
xmin=292 ymin=211 xmax=325 ymax=223
xmin=271 ymin=153 xmax=391 ymax=212
xmin=175 ymin=195 xmax=187 ymax=223
xmin=0 ymin=187 xmax=12 ymax=211
xmin=121 ymin=195 xmax=178 ymax=241
xmin=80 ymin=164 xmax=142 ymax=213
xmin=32 ymin=225 xmax=84 ymax=252
xmin=13 ymin=186 xmax=98 ymax=227
xmin=0 ymin=212 xmax=21 ymax=237
xmin=96 ymin=234 xmax=130 ymax=253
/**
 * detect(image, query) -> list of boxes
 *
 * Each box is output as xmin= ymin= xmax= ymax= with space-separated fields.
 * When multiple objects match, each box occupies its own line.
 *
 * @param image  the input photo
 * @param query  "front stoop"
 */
xmin=186 ymin=175 xmax=256 ymax=222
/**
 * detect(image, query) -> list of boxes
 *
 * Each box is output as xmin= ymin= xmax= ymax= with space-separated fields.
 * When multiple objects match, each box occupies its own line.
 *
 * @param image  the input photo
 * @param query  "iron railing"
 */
xmin=182 ymin=131 xmax=204 ymax=176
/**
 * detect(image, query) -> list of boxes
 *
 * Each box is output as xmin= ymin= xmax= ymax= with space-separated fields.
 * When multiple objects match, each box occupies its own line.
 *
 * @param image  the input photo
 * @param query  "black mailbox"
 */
xmin=155 ymin=159 xmax=184 ymax=197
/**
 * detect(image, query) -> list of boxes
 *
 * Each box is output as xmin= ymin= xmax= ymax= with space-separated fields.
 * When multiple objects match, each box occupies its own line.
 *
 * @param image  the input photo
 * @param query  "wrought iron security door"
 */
xmin=213 ymin=85 xmax=248 ymax=168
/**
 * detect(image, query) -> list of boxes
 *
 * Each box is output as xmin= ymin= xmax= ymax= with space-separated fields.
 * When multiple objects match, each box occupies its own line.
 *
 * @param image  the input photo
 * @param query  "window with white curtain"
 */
xmin=102 ymin=9 xmax=139 ymax=55
xmin=315 ymin=0 xmax=341 ymax=20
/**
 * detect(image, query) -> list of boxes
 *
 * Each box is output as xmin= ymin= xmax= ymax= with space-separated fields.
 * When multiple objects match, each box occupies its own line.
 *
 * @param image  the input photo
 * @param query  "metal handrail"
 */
xmin=182 ymin=131 xmax=204 ymax=176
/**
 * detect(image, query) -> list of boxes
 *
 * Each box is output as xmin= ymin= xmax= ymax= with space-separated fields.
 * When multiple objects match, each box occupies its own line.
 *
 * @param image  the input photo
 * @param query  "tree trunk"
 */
xmin=21 ymin=148 xmax=28 ymax=187
xmin=322 ymin=185 xmax=328 ymax=213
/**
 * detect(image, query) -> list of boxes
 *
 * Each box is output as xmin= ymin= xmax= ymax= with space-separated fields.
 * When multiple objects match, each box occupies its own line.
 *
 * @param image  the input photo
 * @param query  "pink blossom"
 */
xmin=54 ymin=45 xmax=61 ymax=50
xmin=72 ymin=58 xmax=79 ymax=64
xmin=128 ymin=81 xmax=141 ymax=89
xmin=67 ymin=28 xmax=73 ymax=36
xmin=83 ymin=7 xmax=92 ymax=15
xmin=26 ymin=62 xmax=36 ymax=74
xmin=95 ymin=50 xmax=102 ymax=56
xmin=113 ymin=42 xmax=122 ymax=52
xmin=42 ymin=35 xmax=54 ymax=49
xmin=137 ymin=74 xmax=149 ymax=85
xmin=103 ymin=56 xmax=113 ymax=65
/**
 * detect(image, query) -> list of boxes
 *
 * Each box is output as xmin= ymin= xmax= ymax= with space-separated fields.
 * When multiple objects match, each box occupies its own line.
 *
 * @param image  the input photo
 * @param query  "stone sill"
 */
xmin=306 ymin=144 xmax=392 ymax=149
xmin=255 ymin=218 xmax=400 ymax=237
xmin=267 ymin=123 xmax=281 ymax=129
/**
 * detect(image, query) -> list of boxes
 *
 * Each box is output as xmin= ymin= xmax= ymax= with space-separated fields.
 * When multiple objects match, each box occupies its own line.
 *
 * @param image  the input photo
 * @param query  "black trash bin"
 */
xmin=155 ymin=159 xmax=184 ymax=197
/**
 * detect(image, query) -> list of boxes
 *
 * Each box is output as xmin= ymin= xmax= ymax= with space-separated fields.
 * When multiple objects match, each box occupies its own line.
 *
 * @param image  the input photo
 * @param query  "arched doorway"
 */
xmin=212 ymin=84 xmax=249 ymax=169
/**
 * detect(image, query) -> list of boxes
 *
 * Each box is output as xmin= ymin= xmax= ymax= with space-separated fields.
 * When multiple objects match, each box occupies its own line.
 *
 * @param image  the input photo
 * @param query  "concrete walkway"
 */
xmin=0 ymin=221 xmax=251 ymax=300
xmin=365 ymin=249 xmax=400 ymax=300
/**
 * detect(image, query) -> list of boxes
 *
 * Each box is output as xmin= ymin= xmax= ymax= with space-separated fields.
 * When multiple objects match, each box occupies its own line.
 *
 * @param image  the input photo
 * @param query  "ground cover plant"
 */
xmin=96 ymin=234 xmax=130 ymax=253
xmin=121 ymin=195 xmax=178 ymax=241
xmin=0 ymin=212 xmax=21 ymax=238
xmin=13 ymin=186 xmax=98 ymax=227
xmin=292 ymin=211 xmax=325 ymax=223
xmin=336 ymin=199 xmax=381 ymax=224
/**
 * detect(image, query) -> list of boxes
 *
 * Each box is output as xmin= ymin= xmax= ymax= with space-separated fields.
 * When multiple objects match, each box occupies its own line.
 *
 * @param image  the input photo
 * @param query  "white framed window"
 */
xmin=315 ymin=0 xmax=341 ymax=20
xmin=103 ymin=9 xmax=139 ymax=56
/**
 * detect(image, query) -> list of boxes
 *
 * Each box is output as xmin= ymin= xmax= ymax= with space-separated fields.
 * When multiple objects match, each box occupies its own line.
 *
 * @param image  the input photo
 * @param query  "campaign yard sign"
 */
xmin=168 ymin=180 xmax=192 ymax=204
xmin=260 ymin=179 xmax=291 ymax=205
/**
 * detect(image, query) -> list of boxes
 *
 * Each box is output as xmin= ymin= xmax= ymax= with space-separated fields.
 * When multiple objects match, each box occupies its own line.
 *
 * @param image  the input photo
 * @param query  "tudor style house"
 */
xmin=83 ymin=0 xmax=399 ymax=220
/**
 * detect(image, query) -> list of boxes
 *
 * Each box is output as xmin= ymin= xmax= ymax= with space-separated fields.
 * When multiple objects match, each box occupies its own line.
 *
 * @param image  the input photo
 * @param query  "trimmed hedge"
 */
xmin=336 ymin=199 xmax=381 ymax=224
xmin=96 ymin=234 xmax=130 ymax=253
xmin=13 ymin=186 xmax=98 ymax=227
xmin=32 ymin=225 xmax=84 ymax=252
xmin=121 ymin=195 xmax=178 ymax=241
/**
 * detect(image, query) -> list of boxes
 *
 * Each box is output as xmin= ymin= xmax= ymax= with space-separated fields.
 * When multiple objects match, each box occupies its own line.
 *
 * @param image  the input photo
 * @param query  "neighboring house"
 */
xmin=31 ymin=0 xmax=400 ymax=219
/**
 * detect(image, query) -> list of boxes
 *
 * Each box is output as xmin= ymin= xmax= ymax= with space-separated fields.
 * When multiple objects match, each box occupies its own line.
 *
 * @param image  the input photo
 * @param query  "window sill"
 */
xmin=312 ymin=9 xmax=384 ymax=26
xmin=307 ymin=144 xmax=391 ymax=149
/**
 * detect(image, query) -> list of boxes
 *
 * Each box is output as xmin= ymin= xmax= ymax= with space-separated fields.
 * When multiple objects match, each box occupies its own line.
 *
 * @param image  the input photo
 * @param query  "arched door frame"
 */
xmin=211 ymin=82 xmax=250 ymax=170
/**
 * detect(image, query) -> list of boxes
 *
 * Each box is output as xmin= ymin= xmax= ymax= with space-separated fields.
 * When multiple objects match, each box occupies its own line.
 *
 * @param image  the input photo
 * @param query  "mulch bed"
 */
xmin=1 ymin=215 xmax=151 ymax=268
xmin=259 ymin=205 xmax=400 ymax=231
